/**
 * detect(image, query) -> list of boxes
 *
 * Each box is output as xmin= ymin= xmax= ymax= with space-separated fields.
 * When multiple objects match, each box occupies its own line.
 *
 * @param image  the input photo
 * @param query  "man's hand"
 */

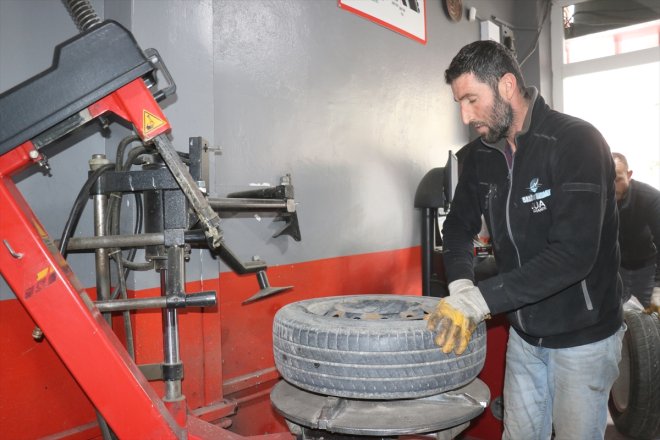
xmin=645 ymin=286 xmax=660 ymax=315
xmin=427 ymin=279 xmax=490 ymax=355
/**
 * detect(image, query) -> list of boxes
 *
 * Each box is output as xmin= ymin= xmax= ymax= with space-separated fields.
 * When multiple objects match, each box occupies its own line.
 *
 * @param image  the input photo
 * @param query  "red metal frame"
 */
xmin=0 ymin=80 xmax=293 ymax=440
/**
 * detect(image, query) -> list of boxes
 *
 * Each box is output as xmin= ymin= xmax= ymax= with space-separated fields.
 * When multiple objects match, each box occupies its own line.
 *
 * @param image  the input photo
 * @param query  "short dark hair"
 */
xmin=445 ymin=40 xmax=526 ymax=93
xmin=612 ymin=152 xmax=629 ymax=169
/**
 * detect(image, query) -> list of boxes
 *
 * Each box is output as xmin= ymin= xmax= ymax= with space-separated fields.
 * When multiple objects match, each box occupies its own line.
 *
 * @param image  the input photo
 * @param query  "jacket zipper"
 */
xmin=503 ymin=155 xmax=528 ymax=334
xmin=486 ymin=184 xmax=496 ymax=233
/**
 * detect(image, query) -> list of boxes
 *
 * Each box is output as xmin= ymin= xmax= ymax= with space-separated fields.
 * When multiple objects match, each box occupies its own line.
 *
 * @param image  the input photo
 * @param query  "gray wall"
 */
xmin=0 ymin=0 xmax=548 ymax=298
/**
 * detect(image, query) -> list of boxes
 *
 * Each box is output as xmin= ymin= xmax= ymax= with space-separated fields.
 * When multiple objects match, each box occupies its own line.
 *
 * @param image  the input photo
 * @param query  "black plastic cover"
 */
xmin=414 ymin=167 xmax=446 ymax=209
xmin=0 ymin=20 xmax=153 ymax=155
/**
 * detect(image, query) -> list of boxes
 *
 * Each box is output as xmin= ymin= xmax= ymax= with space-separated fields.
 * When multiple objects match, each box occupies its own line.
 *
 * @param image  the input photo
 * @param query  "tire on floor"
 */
xmin=608 ymin=308 xmax=660 ymax=440
xmin=273 ymin=294 xmax=486 ymax=400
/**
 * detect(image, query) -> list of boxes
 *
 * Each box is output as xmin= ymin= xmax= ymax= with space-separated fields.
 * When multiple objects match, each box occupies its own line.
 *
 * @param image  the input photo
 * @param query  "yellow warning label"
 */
xmin=143 ymin=109 xmax=166 ymax=135
xmin=36 ymin=267 xmax=51 ymax=282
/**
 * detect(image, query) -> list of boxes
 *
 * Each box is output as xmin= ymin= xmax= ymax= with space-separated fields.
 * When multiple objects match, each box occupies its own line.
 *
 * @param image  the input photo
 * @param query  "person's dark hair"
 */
xmin=612 ymin=152 xmax=629 ymax=169
xmin=445 ymin=40 xmax=526 ymax=93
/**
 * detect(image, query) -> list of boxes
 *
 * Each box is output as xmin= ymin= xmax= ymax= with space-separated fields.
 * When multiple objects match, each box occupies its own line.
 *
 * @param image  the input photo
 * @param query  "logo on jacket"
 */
xmin=531 ymin=200 xmax=547 ymax=213
xmin=522 ymin=177 xmax=551 ymax=212
xmin=527 ymin=178 xmax=542 ymax=193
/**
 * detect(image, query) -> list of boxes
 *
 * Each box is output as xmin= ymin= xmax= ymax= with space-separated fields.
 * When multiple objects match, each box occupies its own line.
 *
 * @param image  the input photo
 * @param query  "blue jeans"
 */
xmin=502 ymin=325 xmax=625 ymax=440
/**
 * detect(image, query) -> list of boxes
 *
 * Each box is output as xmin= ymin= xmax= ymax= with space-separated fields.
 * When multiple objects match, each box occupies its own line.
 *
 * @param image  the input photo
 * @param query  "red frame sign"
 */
xmin=339 ymin=0 xmax=427 ymax=45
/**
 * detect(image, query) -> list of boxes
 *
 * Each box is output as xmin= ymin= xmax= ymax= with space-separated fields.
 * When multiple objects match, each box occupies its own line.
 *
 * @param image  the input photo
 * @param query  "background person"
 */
xmin=427 ymin=40 xmax=625 ymax=440
xmin=612 ymin=152 xmax=660 ymax=313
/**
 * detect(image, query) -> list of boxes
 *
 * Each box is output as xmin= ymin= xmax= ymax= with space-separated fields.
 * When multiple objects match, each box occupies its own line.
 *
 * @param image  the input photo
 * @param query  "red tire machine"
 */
xmin=0 ymin=12 xmax=299 ymax=440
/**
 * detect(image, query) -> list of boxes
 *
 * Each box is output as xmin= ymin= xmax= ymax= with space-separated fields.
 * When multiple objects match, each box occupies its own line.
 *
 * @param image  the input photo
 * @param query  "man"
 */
xmin=612 ymin=152 xmax=660 ymax=313
xmin=427 ymin=40 xmax=625 ymax=440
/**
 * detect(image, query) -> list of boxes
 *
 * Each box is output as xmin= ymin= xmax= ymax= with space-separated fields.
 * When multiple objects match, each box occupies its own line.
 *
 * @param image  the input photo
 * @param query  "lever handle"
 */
xmin=183 ymin=291 xmax=217 ymax=308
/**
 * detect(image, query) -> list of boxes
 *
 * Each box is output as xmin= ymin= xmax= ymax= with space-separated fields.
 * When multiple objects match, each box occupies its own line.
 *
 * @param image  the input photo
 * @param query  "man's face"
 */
xmin=451 ymin=73 xmax=513 ymax=143
xmin=614 ymin=159 xmax=632 ymax=201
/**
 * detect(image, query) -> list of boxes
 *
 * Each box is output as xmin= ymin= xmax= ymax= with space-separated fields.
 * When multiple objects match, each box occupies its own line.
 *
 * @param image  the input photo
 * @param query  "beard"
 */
xmin=472 ymin=92 xmax=513 ymax=144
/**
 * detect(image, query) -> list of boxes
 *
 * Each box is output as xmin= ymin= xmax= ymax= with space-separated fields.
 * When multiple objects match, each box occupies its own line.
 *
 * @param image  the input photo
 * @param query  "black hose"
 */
xmin=59 ymin=163 xmax=115 ymax=258
xmin=114 ymin=256 xmax=135 ymax=359
xmin=110 ymin=138 xmax=147 ymax=274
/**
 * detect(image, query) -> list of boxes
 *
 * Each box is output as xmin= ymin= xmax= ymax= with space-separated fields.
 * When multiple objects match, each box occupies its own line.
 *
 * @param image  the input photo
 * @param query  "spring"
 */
xmin=63 ymin=0 xmax=101 ymax=32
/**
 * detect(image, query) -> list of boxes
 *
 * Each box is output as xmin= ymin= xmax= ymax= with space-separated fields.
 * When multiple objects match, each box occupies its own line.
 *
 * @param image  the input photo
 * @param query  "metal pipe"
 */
xmin=89 ymin=153 xmax=115 ymax=440
xmin=95 ymin=291 xmax=216 ymax=313
xmin=163 ymin=247 xmax=184 ymax=402
xmin=91 ymin=155 xmax=112 ymax=302
xmin=63 ymin=229 xmax=209 ymax=251
xmin=93 ymin=193 xmax=111 ymax=301
xmin=65 ymin=232 xmax=165 ymax=250
xmin=208 ymin=197 xmax=288 ymax=211
xmin=96 ymin=296 xmax=168 ymax=312
xmin=420 ymin=208 xmax=433 ymax=297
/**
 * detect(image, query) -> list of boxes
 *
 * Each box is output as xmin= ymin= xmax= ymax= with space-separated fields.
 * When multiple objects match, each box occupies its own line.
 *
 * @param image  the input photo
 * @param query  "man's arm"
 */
xmin=644 ymin=184 xmax=660 ymax=313
xmin=441 ymin=145 xmax=483 ymax=283
xmin=644 ymin=185 xmax=660 ymax=287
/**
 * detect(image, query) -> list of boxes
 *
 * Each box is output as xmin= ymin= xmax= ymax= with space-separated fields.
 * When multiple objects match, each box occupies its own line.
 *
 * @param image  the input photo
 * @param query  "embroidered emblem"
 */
xmin=522 ymin=177 xmax=551 ymax=204
xmin=527 ymin=178 xmax=542 ymax=193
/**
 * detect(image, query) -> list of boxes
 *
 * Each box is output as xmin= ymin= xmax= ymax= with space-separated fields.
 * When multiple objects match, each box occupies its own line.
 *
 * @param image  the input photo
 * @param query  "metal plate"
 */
xmin=271 ymin=379 xmax=489 ymax=436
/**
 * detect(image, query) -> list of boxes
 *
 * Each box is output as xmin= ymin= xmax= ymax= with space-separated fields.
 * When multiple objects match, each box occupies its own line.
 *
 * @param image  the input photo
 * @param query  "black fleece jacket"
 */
xmin=618 ymin=179 xmax=660 ymax=286
xmin=442 ymin=90 xmax=623 ymax=348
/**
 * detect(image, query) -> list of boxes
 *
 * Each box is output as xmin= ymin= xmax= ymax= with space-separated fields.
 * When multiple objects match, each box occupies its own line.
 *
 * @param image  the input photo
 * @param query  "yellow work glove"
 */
xmin=427 ymin=279 xmax=490 ymax=355
xmin=645 ymin=287 xmax=660 ymax=315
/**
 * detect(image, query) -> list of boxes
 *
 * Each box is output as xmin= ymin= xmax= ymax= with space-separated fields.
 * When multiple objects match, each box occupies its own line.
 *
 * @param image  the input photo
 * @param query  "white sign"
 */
xmin=339 ymin=0 xmax=427 ymax=44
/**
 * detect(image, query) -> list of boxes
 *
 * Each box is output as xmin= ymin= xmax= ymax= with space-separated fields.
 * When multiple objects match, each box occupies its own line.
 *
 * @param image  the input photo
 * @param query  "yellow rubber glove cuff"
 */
xmin=645 ymin=287 xmax=660 ymax=315
xmin=426 ymin=300 xmax=477 ymax=355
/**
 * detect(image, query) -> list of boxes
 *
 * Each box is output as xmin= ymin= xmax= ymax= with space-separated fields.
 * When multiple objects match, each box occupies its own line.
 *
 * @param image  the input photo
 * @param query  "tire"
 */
xmin=272 ymin=294 xmax=487 ymax=400
xmin=609 ymin=309 xmax=660 ymax=440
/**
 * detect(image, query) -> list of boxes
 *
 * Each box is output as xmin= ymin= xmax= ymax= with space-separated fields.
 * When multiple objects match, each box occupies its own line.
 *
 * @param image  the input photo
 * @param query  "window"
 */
xmin=551 ymin=0 xmax=660 ymax=189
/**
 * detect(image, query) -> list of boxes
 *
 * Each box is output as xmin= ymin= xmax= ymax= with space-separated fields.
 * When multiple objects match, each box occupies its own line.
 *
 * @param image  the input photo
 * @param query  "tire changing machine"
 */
xmin=0 ymin=8 xmax=299 ymax=440
xmin=271 ymin=379 xmax=489 ymax=440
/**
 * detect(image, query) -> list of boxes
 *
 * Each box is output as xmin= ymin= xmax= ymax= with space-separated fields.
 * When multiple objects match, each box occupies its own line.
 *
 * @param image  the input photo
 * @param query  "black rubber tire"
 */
xmin=273 ymin=294 xmax=487 ymax=400
xmin=608 ymin=309 xmax=660 ymax=440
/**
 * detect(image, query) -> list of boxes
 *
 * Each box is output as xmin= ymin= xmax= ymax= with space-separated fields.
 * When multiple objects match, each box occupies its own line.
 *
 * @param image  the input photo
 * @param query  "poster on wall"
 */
xmin=339 ymin=0 xmax=427 ymax=45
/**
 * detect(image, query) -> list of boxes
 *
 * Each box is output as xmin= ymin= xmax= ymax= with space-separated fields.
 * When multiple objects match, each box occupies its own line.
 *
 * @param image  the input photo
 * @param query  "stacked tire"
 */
xmin=273 ymin=294 xmax=486 ymax=400
xmin=609 ymin=308 xmax=660 ymax=440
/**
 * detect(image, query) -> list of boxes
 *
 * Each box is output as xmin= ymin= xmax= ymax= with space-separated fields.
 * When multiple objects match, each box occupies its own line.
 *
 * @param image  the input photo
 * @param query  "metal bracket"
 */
xmin=138 ymin=362 xmax=184 ymax=382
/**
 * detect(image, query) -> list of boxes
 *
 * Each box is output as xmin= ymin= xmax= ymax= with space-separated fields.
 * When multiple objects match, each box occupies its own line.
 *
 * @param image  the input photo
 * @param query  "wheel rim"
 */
xmin=306 ymin=297 xmax=433 ymax=321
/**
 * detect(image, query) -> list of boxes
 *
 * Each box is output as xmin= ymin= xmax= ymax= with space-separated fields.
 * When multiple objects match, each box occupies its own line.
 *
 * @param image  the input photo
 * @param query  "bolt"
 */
xmin=28 ymin=150 xmax=39 ymax=159
xmin=32 ymin=326 xmax=44 ymax=342
xmin=89 ymin=154 xmax=110 ymax=170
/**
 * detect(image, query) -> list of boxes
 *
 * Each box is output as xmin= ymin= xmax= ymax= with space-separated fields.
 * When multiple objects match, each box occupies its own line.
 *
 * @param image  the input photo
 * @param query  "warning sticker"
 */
xmin=25 ymin=266 xmax=57 ymax=299
xmin=143 ymin=109 xmax=166 ymax=135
